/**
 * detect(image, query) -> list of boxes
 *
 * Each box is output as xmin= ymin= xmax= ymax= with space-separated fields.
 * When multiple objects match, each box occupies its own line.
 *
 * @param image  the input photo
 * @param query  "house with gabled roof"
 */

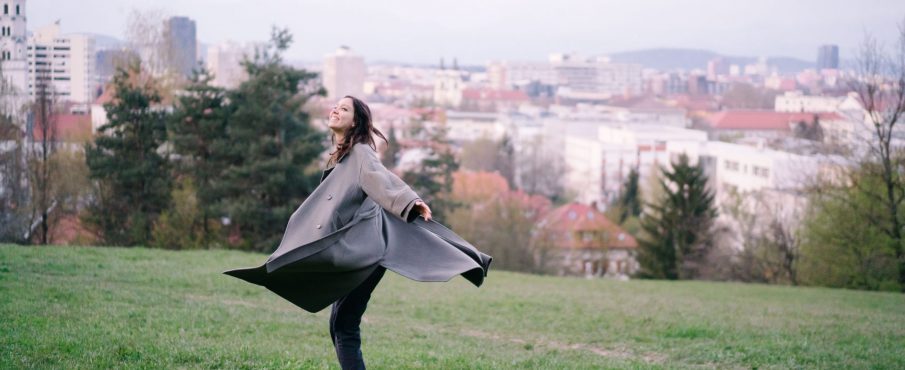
xmin=532 ymin=202 xmax=639 ymax=279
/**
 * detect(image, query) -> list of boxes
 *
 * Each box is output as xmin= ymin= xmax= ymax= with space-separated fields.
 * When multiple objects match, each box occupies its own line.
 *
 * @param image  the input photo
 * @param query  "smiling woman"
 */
xmin=225 ymin=95 xmax=492 ymax=370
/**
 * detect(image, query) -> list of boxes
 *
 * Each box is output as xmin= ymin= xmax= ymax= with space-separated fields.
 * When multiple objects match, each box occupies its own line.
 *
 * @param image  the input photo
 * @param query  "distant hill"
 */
xmin=608 ymin=48 xmax=815 ymax=74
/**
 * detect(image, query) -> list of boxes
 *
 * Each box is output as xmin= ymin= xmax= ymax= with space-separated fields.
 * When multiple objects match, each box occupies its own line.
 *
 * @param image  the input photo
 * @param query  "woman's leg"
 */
xmin=329 ymin=266 xmax=386 ymax=370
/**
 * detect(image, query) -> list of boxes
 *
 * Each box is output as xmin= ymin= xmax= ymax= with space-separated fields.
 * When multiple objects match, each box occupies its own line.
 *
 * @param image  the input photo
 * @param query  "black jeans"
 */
xmin=329 ymin=266 xmax=386 ymax=370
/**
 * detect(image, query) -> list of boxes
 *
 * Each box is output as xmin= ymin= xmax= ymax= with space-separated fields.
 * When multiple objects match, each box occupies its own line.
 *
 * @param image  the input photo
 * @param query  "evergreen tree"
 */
xmin=637 ymin=154 xmax=717 ymax=279
xmin=167 ymin=65 xmax=228 ymax=241
xmin=382 ymin=124 xmax=401 ymax=169
xmin=84 ymin=61 xmax=171 ymax=246
xmin=496 ymin=133 xmax=515 ymax=185
xmin=614 ymin=167 xmax=642 ymax=223
xmin=211 ymin=27 xmax=323 ymax=252
xmin=402 ymin=119 xmax=460 ymax=221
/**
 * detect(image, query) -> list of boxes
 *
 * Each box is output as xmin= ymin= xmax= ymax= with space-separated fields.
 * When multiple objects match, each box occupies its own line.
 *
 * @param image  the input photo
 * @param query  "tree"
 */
xmin=0 ymin=65 xmax=28 ymax=243
xmin=799 ymin=173 xmax=901 ymax=290
xmin=460 ymin=137 xmax=499 ymax=172
xmin=401 ymin=119 xmax=460 ymax=221
xmin=806 ymin=19 xmax=905 ymax=290
xmin=721 ymin=82 xmax=777 ymax=109
xmin=84 ymin=61 xmax=171 ymax=246
xmin=793 ymin=115 xmax=825 ymax=142
xmin=25 ymin=69 xmax=58 ymax=244
xmin=446 ymin=171 xmax=551 ymax=273
xmin=382 ymin=123 xmax=401 ymax=169
xmin=496 ymin=133 xmax=516 ymax=186
xmin=637 ymin=154 xmax=718 ymax=280
xmin=460 ymin=135 xmax=516 ymax=186
xmin=166 ymin=65 xmax=228 ymax=244
xmin=611 ymin=167 xmax=642 ymax=224
xmin=514 ymin=135 xmax=566 ymax=201
xmin=721 ymin=190 xmax=802 ymax=285
xmin=210 ymin=27 xmax=323 ymax=252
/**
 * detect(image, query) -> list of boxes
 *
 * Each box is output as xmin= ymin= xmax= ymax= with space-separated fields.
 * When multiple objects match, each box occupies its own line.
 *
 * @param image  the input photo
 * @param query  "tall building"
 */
xmin=817 ymin=44 xmax=839 ymax=70
xmin=164 ymin=16 xmax=197 ymax=77
xmin=0 ymin=0 xmax=28 ymax=112
xmin=323 ymin=46 xmax=365 ymax=99
xmin=27 ymin=21 xmax=96 ymax=104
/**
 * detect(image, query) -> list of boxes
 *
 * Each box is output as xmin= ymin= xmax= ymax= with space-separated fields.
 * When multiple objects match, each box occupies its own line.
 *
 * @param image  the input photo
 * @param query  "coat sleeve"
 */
xmin=356 ymin=145 xmax=422 ymax=222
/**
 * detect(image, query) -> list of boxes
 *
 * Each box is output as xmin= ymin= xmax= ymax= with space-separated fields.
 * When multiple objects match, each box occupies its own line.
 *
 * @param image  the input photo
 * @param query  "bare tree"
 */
xmin=25 ymin=69 xmax=58 ymax=244
xmin=124 ymin=8 xmax=170 ymax=77
xmin=722 ymin=190 xmax=802 ymax=284
xmin=124 ymin=8 xmax=184 ymax=94
xmin=515 ymin=135 xmax=566 ymax=201
xmin=845 ymin=19 xmax=905 ymax=288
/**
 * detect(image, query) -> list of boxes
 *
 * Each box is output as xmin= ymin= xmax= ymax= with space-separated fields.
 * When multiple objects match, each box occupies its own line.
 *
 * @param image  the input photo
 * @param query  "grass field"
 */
xmin=1 ymin=244 xmax=903 ymax=369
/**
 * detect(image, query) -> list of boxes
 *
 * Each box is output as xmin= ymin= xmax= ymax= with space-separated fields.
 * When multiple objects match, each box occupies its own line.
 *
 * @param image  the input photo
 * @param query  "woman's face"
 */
xmin=328 ymin=97 xmax=355 ymax=133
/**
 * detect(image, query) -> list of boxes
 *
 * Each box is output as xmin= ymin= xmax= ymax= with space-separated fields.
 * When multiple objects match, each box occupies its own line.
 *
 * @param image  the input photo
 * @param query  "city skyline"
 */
xmin=29 ymin=0 xmax=905 ymax=65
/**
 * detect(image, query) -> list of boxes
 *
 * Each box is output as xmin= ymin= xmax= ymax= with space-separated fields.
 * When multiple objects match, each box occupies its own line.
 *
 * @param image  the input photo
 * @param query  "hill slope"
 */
xmin=1 ymin=245 xmax=902 ymax=369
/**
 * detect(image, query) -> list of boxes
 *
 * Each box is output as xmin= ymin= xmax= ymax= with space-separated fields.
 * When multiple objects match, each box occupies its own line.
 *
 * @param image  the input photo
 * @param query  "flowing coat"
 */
xmin=224 ymin=143 xmax=492 ymax=313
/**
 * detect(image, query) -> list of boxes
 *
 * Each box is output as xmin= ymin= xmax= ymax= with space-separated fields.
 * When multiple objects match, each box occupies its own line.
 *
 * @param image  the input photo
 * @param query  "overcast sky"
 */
xmin=29 ymin=0 xmax=905 ymax=65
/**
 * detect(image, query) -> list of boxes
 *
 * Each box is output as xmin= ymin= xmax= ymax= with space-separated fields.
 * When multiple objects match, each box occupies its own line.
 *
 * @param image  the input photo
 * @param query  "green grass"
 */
xmin=1 ymin=244 xmax=903 ymax=369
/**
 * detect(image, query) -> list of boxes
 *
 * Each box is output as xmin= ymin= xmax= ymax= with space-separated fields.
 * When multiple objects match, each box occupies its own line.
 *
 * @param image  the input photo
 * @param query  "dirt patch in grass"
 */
xmin=459 ymin=328 xmax=667 ymax=364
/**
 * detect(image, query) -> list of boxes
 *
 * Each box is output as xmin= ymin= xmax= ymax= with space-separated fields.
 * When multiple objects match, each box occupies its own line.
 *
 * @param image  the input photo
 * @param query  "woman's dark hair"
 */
xmin=330 ymin=95 xmax=388 ymax=164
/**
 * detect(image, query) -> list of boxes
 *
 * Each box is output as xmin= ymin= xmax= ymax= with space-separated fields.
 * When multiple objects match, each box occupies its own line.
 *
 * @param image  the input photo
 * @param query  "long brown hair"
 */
xmin=329 ymin=95 xmax=388 ymax=165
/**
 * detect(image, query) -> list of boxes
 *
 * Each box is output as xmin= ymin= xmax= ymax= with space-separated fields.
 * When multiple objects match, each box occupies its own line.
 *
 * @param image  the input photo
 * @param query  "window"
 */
xmin=16 ymin=4 xmax=18 ymax=15
xmin=724 ymin=160 xmax=740 ymax=171
xmin=753 ymin=166 xmax=770 ymax=178
xmin=3 ymin=4 xmax=7 ymax=15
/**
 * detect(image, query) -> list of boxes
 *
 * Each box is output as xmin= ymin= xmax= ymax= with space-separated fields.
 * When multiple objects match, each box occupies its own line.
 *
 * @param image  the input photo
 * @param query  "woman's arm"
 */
xmin=357 ymin=144 xmax=427 ymax=222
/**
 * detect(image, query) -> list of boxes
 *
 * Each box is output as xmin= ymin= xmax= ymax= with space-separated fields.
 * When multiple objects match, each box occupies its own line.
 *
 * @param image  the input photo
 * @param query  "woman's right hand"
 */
xmin=413 ymin=200 xmax=432 ymax=222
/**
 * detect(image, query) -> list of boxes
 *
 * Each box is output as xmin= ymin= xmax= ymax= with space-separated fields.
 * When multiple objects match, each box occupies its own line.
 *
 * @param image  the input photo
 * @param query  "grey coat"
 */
xmin=224 ymin=143 xmax=492 ymax=313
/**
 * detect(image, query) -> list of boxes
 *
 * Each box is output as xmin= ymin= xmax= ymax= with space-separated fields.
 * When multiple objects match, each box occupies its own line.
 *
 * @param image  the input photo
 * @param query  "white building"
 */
xmin=0 ymin=0 xmax=28 ymax=114
xmin=564 ymin=124 xmax=709 ymax=205
xmin=205 ymin=41 xmax=260 ymax=89
xmin=664 ymin=140 xmax=828 ymax=249
xmin=444 ymin=110 xmax=505 ymax=143
xmin=27 ymin=22 xmax=96 ymax=104
xmin=774 ymin=91 xmax=844 ymax=113
xmin=433 ymin=69 xmax=466 ymax=107
xmin=322 ymin=46 xmax=365 ymax=99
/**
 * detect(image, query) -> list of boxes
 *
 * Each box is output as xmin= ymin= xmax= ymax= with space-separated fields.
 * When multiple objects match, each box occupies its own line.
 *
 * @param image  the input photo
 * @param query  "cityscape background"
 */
xmin=2 ymin=0 xmax=905 ymax=290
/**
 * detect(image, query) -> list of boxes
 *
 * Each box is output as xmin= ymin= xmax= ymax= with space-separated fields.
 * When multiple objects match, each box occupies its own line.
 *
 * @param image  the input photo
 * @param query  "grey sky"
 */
xmin=30 ymin=0 xmax=905 ymax=65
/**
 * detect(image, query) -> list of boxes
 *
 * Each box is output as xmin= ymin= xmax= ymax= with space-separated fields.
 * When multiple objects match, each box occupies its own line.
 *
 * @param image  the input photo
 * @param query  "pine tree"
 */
xmin=402 ymin=119 xmax=460 ymax=221
xmin=382 ymin=124 xmax=401 ymax=169
xmin=84 ymin=61 xmax=171 ymax=246
xmin=496 ymin=133 xmax=515 ymax=185
xmin=211 ymin=27 xmax=323 ymax=252
xmin=167 ymin=65 xmax=228 ymax=242
xmin=637 ymin=154 xmax=717 ymax=279
xmin=614 ymin=167 xmax=642 ymax=223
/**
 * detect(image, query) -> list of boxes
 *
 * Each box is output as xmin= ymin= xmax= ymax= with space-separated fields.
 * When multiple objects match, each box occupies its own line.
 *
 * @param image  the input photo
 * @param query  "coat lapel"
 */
xmin=319 ymin=150 xmax=351 ymax=183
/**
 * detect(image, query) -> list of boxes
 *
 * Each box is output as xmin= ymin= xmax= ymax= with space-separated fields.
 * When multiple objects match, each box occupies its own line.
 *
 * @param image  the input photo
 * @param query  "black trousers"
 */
xmin=329 ymin=265 xmax=386 ymax=370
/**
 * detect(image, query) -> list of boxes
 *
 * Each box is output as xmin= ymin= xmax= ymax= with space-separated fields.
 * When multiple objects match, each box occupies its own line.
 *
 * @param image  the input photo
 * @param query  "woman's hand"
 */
xmin=413 ymin=200 xmax=432 ymax=221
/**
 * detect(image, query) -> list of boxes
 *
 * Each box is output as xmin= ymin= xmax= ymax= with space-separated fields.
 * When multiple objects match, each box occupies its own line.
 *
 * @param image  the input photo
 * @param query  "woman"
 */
xmin=225 ymin=96 xmax=492 ymax=369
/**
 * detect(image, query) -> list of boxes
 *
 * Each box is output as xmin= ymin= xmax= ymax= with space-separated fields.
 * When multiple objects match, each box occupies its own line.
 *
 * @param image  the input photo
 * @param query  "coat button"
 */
xmin=316 ymin=224 xmax=322 ymax=229
xmin=327 ymin=194 xmax=333 ymax=200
